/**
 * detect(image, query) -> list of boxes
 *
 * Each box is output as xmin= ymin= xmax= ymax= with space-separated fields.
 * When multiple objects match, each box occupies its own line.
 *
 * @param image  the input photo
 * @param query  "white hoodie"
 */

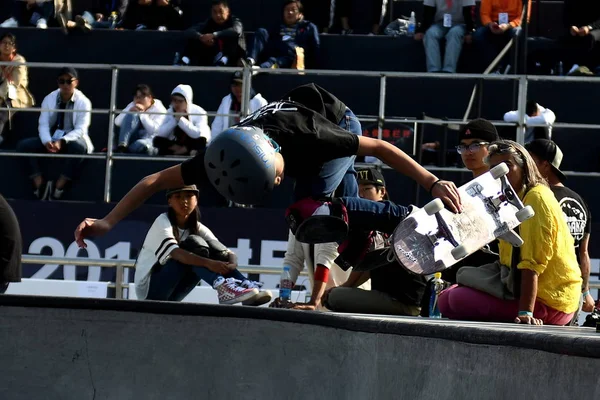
xmin=115 ymin=97 xmax=167 ymax=137
xmin=211 ymin=92 xmax=268 ymax=139
xmin=156 ymin=84 xmax=211 ymax=142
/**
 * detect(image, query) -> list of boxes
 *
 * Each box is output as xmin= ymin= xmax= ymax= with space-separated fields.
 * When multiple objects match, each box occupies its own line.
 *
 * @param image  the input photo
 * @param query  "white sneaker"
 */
xmin=240 ymin=280 xmax=273 ymax=306
xmin=214 ymin=277 xmax=258 ymax=305
xmin=1 ymin=18 xmax=18 ymax=28
xmin=37 ymin=18 xmax=48 ymax=29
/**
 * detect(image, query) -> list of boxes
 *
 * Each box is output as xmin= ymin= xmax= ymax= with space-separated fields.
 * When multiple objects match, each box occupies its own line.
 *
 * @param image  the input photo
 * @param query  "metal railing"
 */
xmin=21 ymin=255 xmax=309 ymax=300
xmin=20 ymin=255 xmax=600 ymax=301
xmin=1 ymin=60 xmax=600 ymax=204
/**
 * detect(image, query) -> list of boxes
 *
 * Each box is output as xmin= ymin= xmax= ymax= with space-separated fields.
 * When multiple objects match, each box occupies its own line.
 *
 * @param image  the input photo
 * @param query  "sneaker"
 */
xmin=214 ymin=277 xmax=258 ymax=305
xmin=0 ymin=18 xmax=18 ymax=28
xmin=33 ymin=182 xmax=46 ymax=200
xmin=37 ymin=18 xmax=48 ymax=29
xmin=75 ymin=15 xmax=92 ymax=32
xmin=240 ymin=280 xmax=273 ymax=306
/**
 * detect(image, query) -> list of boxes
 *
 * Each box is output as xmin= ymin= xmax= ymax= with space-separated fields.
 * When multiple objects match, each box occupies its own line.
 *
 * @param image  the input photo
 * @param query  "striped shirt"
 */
xmin=134 ymin=213 xmax=224 ymax=299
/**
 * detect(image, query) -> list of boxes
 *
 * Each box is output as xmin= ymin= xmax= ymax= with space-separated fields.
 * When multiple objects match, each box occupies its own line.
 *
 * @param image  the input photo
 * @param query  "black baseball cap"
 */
xmin=357 ymin=168 xmax=386 ymax=187
xmin=231 ymin=71 xmax=243 ymax=84
xmin=57 ymin=67 xmax=78 ymax=79
xmin=458 ymin=118 xmax=499 ymax=143
xmin=166 ymin=185 xmax=199 ymax=197
xmin=525 ymin=139 xmax=567 ymax=182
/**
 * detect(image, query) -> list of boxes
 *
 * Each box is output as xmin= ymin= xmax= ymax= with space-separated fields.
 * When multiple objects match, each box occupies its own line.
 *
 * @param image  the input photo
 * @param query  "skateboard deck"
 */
xmin=391 ymin=163 xmax=535 ymax=275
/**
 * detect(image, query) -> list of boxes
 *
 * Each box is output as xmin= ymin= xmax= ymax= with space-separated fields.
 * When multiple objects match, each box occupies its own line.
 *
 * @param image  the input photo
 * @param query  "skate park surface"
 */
xmin=1 ymin=295 xmax=599 ymax=400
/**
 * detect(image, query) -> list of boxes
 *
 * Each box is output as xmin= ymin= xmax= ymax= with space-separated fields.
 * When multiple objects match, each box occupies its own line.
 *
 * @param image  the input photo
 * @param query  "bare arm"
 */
xmin=516 ymin=269 xmax=542 ymax=325
xmin=357 ymin=136 xmax=461 ymax=212
xmin=579 ymin=234 xmax=595 ymax=312
xmin=74 ymin=165 xmax=185 ymax=247
xmin=170 ymin=248 xmax=229 ymax=274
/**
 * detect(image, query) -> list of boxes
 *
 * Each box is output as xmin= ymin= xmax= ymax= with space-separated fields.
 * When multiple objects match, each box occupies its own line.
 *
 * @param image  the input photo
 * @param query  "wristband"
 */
xmin=583 ymin=290 xmax=590 ymax=297
xmin=429 ymin=179 xmax=442 ymax=194
xmin=518 ymin=311 xmax=533 ymax=317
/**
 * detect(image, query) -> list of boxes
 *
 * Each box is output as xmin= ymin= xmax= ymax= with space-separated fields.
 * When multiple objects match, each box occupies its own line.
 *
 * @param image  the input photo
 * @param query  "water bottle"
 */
xmin=109 ymin=11 xmax=118 ymax=29
xmin=407 ymin=11 xmax=416 ymax=36
xmin=558 ymin=61 xmax=564 ymax=76
xmin=429 ymin=272 xmax=444 ymax=318
xmin=173 ymin=52 xmax=181 ymax=65
xmin=279 ymin=266 xmax=294 ymax=303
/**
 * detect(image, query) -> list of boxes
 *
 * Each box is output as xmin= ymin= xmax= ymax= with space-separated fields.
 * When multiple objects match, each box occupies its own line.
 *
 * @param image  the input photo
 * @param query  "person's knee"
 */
xmin=425 ymin=26 xmax=443 ymax=42
xmin=16 ymin=137 xmax=37 ymax=152
xmin=256 ymin=28 xmax=269 ymax=40
xmin=446 ymin=27 xmax=465 ymax=41
xmin=180 ymin=235 xmax=210 ymax=257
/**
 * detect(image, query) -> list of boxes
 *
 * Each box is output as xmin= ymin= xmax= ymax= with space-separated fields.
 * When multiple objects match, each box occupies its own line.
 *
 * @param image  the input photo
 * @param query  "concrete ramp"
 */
xmin=0 ymin=295 xmax=599 ymax=400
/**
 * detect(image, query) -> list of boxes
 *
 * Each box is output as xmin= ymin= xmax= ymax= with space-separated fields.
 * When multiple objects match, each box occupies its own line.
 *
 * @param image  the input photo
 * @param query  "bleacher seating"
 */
xmin=0 ymin=1 xmax=599 ymax=213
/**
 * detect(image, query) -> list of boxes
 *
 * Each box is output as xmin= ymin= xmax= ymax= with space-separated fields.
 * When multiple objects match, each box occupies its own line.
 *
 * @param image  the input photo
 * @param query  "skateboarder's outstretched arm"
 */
xmin=74 ymin=164 xmax=185 ymax=248
xmin=357 ymin=137 xmax=462 ymax=212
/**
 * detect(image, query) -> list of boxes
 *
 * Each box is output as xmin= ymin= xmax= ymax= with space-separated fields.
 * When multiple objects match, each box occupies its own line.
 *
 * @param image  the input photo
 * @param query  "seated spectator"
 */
xmin=16 ymin=67 xmax=93 ymax=200
xmin=65 ymin=0 xmax=128 ymax=31
xmin=114 ymin=84 xmax=166 ymax=155
xmin=246 ymin=0 xmax=320 ymax=70
xmin=0 ymin=33 xmax=35 ymax=147
xmin=330 ymin=0 xmax=387 ymax=35
xmin=562 ymin=0 xmax=600 ymax=72
xmin=324 ymin=168 xmax=426 ymax=316
xmin=211 ymin=71 xmax=268 ymax=139
xmin=181 ymin=0 xmax=245 ymax=67
xmin=414 ymin=0 xmax=475 ymax=73
xmin=122 ymin=0 xmax=182 ymax=31
xmin=473 ymin=0 xmax=531 ymax=72
xmin=1 ymin=0 xmax=54 ymax=29
xmin=503 ymin=100 xmax=555 ymax=143
xmin=135 ymin=185 xmax=272 ymax=305
xmin=154 ymin=84 xmax=210 ymax=156
xmin=439 ymin=140 xmax=582 ymax=326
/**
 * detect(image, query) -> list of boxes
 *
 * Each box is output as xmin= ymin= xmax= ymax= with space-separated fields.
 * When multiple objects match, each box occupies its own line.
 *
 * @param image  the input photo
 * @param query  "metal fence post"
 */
xmin=241 ymin=66 xmax=252 ymax=117
xmin=377 ymin=75 xmax=387 ymax=142
xmin=516 ymin=75 xmax=528 ymax=145
xmin=115 ymin=263 xmax=124 ymax=299
xmin=103 ymin=66 xmax=119 ymax=203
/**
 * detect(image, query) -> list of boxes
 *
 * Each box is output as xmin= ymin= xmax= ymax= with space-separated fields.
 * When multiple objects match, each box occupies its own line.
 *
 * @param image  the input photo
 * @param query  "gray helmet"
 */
xmin=204 ymin=126 xmax=277 ymax=205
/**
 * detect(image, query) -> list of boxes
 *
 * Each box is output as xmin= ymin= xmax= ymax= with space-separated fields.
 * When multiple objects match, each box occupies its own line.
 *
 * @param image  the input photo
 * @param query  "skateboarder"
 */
xmin=74 ymin=84 xmax=461 ymax=248
xmin=438 ymin=140 xmax=582 ymax=325
xmin=0 ymin=193 xmax=22 ymax=294
xmin=526 ymin=139 xmax=594 ymax=316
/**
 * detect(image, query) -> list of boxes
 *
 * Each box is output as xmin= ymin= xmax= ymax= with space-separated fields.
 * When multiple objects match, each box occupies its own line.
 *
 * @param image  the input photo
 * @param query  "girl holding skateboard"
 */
xmin=135 ymin=185 xmax=271 ymax=305
xmin=438 ymin=140 xmax=582 ymax=325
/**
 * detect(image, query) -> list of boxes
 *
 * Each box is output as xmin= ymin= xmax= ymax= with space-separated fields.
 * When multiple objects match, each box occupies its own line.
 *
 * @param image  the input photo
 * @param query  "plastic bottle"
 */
xmin=109 ymin=12 xmax=118 ymax=29
xmin=407 ymin=11 xmax=416 ymax=36
xmin=173 ymin=52 xmax=181 ymax=65
xmin=429 ymin=272 xmax=444 ymax=318
xmin=279 ymin=266 xmax=294 ymax=303
xmin=558 ymin=61 xmax=564 ymax=76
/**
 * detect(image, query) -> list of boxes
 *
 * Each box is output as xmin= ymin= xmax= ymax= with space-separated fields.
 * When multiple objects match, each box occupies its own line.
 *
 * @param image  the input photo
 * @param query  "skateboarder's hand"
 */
xmin=75 ymin=218 xmax=112 ymax=248
xmin=514 ymin=315 xmax=543 ymax=325
xmin=431 ymin=180 xmax=462 ymax=213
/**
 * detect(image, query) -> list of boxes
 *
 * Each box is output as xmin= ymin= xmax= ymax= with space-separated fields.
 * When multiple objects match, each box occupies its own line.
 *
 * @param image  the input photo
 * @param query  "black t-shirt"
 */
xmin=283 ymin=83 xmax=348 ymax=125
xmin=235 ymin=100 xmax=359 ymax=178
xmin=0 ymin=194 xmax=22 ymax=283
xmin=550 ymin=185 xmax=591 ymax=260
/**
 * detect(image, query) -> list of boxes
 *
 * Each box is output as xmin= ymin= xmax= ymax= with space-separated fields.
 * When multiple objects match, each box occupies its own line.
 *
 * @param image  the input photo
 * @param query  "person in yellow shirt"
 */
xmin=438 ymin=140 xmax=581 ymax=325
xmin=473 ymin=0 xmax=532 ymax=72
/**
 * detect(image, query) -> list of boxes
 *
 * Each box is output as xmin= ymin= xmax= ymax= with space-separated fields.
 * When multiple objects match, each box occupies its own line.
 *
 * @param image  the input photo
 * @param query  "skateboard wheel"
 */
xmin=516 ymin=206 xmax=535 ymax=222
xmin=451 ymin=244 xmax=469 ymax=260
xmin=424 ymin=198 xmax=444 ymax=216
xmin=490 ymin=163 xmax=509 ymax=179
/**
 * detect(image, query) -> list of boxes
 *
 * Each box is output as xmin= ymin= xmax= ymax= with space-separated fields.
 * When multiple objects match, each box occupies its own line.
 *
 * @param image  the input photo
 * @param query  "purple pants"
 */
xmin=438 ymin=284 xmax=574 ymax=326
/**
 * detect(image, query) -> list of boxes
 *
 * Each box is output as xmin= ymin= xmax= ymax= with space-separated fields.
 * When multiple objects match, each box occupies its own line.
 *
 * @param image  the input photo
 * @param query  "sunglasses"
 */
xmin=57 ymin=78 xmax=76 ymax=85
xmin=456 ymin=142 xmax=489 ymax=154
xmin=267 ymin=136 xmax=281 ymax=153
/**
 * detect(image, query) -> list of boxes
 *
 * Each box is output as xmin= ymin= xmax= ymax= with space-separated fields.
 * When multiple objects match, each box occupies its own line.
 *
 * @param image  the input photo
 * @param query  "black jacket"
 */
xmin=185 ymin=15 xmax=246 ymax=52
